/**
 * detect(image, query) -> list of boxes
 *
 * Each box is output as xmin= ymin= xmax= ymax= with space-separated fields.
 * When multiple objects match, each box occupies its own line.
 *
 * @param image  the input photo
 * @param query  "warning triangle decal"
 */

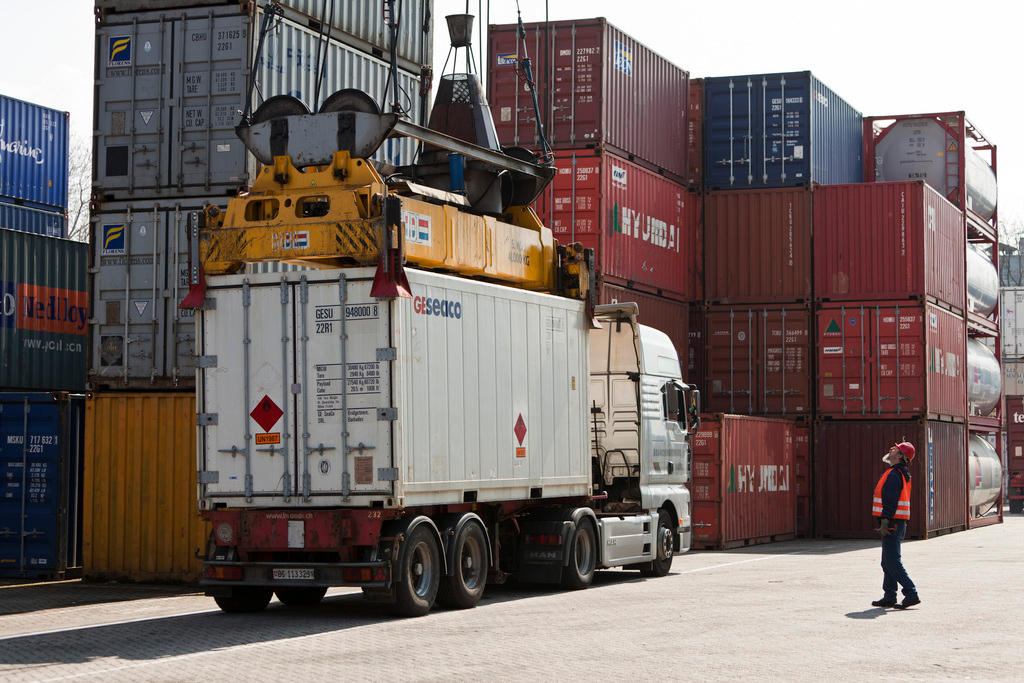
xmin=825 ymin=319 xmax=841 ymax=334
xmin=948 ymin=142 xmax=958 ymax=151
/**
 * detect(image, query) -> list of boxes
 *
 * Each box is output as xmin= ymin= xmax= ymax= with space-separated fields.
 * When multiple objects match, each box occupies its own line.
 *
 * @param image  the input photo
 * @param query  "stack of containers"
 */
xmin=0 ymin=95 xmax=88 ymax=579
xmin=487 ymin=18 xmax=700 ymax=366
xmin=700 ymin=72 xmax=862 ymax=421
xmin=84 ymin=0 xmax=433 ymax=581
xmin=860 ymin=111 xmax=1002 ymax=532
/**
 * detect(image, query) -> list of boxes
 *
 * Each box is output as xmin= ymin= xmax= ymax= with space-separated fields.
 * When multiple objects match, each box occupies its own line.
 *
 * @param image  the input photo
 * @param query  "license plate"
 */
xmin=272 ymin=568 xmax=315 ymax=581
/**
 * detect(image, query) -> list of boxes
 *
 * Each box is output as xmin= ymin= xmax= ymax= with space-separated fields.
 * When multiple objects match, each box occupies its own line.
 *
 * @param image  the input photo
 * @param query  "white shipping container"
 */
xmin=197 ymin=267 xmax=591 ymax=508
xmin=1002 ymin=287 xmax=1024 ymax=358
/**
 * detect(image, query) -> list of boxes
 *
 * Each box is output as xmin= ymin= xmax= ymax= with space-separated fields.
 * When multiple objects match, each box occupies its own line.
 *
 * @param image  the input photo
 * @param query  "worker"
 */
xmin=870 ymin=442 xmax=921 ymax=609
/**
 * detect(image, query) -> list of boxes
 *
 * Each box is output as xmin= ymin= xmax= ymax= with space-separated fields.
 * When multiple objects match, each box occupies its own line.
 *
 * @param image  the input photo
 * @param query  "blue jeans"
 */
xmin=881 ymin=519 xmax=918 ymax=600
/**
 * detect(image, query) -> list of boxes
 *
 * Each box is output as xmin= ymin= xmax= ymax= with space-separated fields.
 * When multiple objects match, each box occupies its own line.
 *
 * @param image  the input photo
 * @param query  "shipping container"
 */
xmin=533 ymin=149 xmax=701 ymax=299
xmin=864 ymin=112 xmax=997 ymax=228
xmin=88 ymin=198 xmax=218 ymax=390
xmin=488 ymin=18 xmax=690 ymax=180
xmin=793 ymin=423 xmax=811 ymax=537
xmin=83 ymin=392 xmax=207 ymax=582
xmin=703 ymin=71 xmax=862 ymax=190
xmin=0 ymin=200 xmax=66 ymax=238
xmin=967 ymin=338 xmax=1001 ymax=417
xmin=687 ymin=304 xmax=705 ymax=396
xmin=0 ymin=94 xmax=69 ymax=211
xmin=703 ymin=187 xmax=812 ymax=303
xmin=95 ymin=0 xmax=433 ymax=73
xmin=690 ymin=415 xmax=795 ymax=549
xmin=1005 ymin=396 xmax=1024 ymax=514
xmin=1001 ymin=288 xmax=1024 ymax=357
xmin=704 ymin=304 xmax=813 ymax=417
xmin=93 ymin=4 xmax=422 ymax=202
xmin=814 ymin=419 xmax=966 ymax=539
xmin=0 ymin=393 xmax=84 ymax=578
xmin=814 ymin=182 xmax=965 ymax=309
xmin=1004 ymin=362 xmax=1024 ymax=397
xmin=598 ymin=282 xmax=688 ymax=375
xmin=0 ymin=229 xmax=88 ymax=392
xmin=686 ymin=78 xmax=703 ymax=189
xmin=817 ymin=301 xmax=966 ymax=419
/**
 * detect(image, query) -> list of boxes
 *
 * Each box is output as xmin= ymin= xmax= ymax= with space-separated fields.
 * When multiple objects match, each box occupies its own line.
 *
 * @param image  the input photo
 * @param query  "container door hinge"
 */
xmin=377 ymin=408 xmax=397 ymax=421
xmin=197 ymin=413 xmax=218 ymax=425
xmin=377 ymin=468 xmax=399 ymax=481
xmin=197 ymin=355 xmax=217 ymax=368
xmin=198 ymin=471 xmax=220 ymax=484
xmin=376 ymin=347 xmax=397 ymax=361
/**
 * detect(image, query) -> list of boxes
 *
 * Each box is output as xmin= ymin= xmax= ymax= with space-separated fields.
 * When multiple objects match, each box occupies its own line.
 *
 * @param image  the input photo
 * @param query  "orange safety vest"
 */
xmin=872 ymin=467 xmax=911 ymax=519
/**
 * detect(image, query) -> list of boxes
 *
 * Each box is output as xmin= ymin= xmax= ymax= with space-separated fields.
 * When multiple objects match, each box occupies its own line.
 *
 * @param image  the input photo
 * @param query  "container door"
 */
xmin=818 ymin=306 xmax=871 ymax=416
xmin=94 ymin=15 xmax=172 ymax=196
xmin=761 ymin=308 xmax=812 ymax=415
xmin=758 ymin=74 xmax=810 ymax=186
xmin=296 ymin=275 xmax=394 ymax=501
xmin=200 ymin=278 xmax=297 ymax=502
xmin=874 ymin=305 xmax=925 ymax=416
xmin=706 ymin=308 xmax=756 ymax=413
xmin=89 ymin=205 xmax=167 ymax=388
xmin=704 ymin=77 xmax=756 ymax=189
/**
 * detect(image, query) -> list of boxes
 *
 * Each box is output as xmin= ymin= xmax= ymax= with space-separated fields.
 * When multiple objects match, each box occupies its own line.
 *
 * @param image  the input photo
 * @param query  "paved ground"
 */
xmin=1 ymin=515 xmax=1021 ymax=681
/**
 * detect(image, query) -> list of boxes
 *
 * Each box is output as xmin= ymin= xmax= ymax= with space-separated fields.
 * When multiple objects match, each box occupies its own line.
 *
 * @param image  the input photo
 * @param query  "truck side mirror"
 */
xmin=687 ymin=387 xmax=701 ymax=432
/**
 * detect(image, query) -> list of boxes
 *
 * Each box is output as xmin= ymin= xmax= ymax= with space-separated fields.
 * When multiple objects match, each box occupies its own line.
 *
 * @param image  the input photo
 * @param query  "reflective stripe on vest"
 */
xmin=872 ymin=467 xmax=912 ymax=519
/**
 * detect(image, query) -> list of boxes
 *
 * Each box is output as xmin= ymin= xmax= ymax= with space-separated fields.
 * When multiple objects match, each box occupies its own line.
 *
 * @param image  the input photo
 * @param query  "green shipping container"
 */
xmin=0 ymin=228 xmax=88 ymax=391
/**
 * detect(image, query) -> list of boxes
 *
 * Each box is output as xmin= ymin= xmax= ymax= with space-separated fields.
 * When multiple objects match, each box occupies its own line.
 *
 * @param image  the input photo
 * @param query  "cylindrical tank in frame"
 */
xmin=968 ymin=434 xmax=1001 ymax=514
xmin=967 ymin=245 xmax=999 ymax=317
xmin=967 ymin=338 xmax=1001 ymax=416
xmin=874 ymin=117 xmax=997 ymax=222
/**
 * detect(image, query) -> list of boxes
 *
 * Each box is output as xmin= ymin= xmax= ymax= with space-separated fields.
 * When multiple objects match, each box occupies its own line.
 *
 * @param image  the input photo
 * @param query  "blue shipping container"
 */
xmin=0 ymin=200 xmax=67 ymax=238
xmin=703 ymin=71 xmax=863 ymax=190
xmin=0 ymin=94 xmax=69 ymax=211
xmin=0 ymin=393 xmax=84 ymax=578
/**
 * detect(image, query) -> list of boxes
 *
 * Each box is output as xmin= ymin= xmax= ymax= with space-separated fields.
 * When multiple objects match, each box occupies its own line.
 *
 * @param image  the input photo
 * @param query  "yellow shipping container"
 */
xmin=84 ymin=393 xmax=208 ymax=582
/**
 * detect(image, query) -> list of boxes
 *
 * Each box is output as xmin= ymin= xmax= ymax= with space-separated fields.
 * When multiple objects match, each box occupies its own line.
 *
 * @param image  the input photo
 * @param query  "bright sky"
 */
xmin=3 ymin=0 xmax=1020 ymax=222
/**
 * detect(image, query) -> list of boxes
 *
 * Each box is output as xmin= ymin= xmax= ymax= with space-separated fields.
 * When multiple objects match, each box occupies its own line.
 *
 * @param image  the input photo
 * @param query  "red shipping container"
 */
xmin=690 ymin=415 xmax=796 ymax=549
xmin=598 ymin=282 xmax=688 ymax=369
xmin=687 ymin=304 xmax=705 ymax=393
xmin=685 ymin=78 xmax=703 ymax=188
xmin=793 ymin=424 xmax=812 ymax=537
xmin=817 ymin=301 xmax=966 ymax=419
xmin=814 ymin=420 xmax=966 ymax=539
xmin=1005 ymin=396 xmax=1024 ymax=513
xmin=704 ymin=188 xmax=813 ymax=303
xmin=704 ymin=304 xmax=814 ymax=417
xmin=487 ymin=18 xmax=689 ymax=180
xmin=815 ymin=181 xmax=966 ymax=309
xmin=535 ymin=149 xmax=701 ymax=299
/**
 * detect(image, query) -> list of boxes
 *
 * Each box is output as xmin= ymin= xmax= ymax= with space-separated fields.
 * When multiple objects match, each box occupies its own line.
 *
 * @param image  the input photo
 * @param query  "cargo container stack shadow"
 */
xmin=84 ymin=0 xmax=434 ymax=583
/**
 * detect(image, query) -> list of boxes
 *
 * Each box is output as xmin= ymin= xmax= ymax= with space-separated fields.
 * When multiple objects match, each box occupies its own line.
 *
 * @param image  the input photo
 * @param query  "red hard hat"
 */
xmin=896 ymin=442 xmax=916 ymax=463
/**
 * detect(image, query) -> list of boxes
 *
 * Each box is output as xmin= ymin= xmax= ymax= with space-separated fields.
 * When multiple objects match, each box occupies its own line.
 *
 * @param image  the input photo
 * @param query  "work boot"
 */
xmin=894 ymin=595 xmax=921 ymax=610
xmin=871 ymin=598 xmax=897 ymax=607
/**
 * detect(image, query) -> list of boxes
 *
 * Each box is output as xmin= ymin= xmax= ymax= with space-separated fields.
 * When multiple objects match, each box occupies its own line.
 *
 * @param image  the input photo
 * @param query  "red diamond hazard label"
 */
xmin=514 ymin=414 xmax=527 ymax=445
xmin=250 ymin=395 xmax=284 ymax=433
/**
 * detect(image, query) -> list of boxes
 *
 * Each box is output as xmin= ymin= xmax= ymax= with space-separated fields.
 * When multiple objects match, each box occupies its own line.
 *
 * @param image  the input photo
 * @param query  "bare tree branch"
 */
xmin=66 ymin=134 xmax=91 ymax=243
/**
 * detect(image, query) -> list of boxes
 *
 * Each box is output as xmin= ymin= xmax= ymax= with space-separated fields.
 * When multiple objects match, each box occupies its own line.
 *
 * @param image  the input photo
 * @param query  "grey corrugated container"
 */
xmin=95 ymin=0 xmax=432 ymax=72
xmin=94 ymin=3 xmax=423 ymax=202
xmin=0 ymin=229 xmax=88 ymax=391
xmin=88 ymin=198 xmax=219 ymax=390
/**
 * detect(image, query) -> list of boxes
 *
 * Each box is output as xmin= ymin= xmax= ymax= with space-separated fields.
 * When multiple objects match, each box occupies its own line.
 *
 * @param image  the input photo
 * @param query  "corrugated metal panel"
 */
xmin=814 ymin=419 xmax=966 ymax=539
xmin=687 ymin=304 xmax=705 ymax=393
xmin=88 ymin=198 xmax=218 ymax=390
xmin=488 ymin=19 xmax=690 ymax=180
xmin=0 ymin=200 xmax=67 ymax=238
xmin=1006 ymin=396 xmax=1024 ymax=473
xmin=815 ymin=182 xmax=966 ymax=308
xmin=1004 ymin=362 xmax=1024 ymax=397
xmin=0 ymin=393 xmax=84 ymax=578
xmin=704 ymin=304 xmax=813 ymax=416
xmin=686 ymin=78 xmax=703 ymax=188
xmin=704 ymin=187 xmax=813 ymax=303
xmin=94 ymin=5 xmax=421 ymax=201
xmin=83 ymin=392 xmax=207 ymax=582
xmin=0 ymin=229 xmax=88 ymax=391
xmin=1001 ymin=288 xmax=1024 ymax=357
xmin=599 ymin=282 xmax=688 ymax=370
xmin=793 ymin=423 xmax=811 ymax=536
xmin=691 ymin=415 xmax=795 ymax=549
xmin=817 ymin=301 xmax=966 ymax=419
xmin=95 ymin=0 xmax=432 ymax=70
xmin=0 ymin=94 xmax=69 ymax=211
xmin=533 ymin=149 xmax=700 ymax=299
xmin=703 ymin=71 xmax=862 ymax=190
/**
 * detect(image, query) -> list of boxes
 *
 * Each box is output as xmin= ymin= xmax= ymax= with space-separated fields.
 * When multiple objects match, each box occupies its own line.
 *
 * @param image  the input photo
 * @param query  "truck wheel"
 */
xmin=391 ymin=524 xmax=441 ymax=617
xmin=438 ymin=522 xmax=489 ymax=609
xmin=274 ymin=587 xmax=328 ymax=606
xmin=640 ymin=510 xmax=675 ymax=577
xmin=561 ymin=519 xmax=597 ymax=589
xmin=1010 ymin=499 xmax=1024 ymax=514
xmin=213 ymin=587 xmax=273 ymax=613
